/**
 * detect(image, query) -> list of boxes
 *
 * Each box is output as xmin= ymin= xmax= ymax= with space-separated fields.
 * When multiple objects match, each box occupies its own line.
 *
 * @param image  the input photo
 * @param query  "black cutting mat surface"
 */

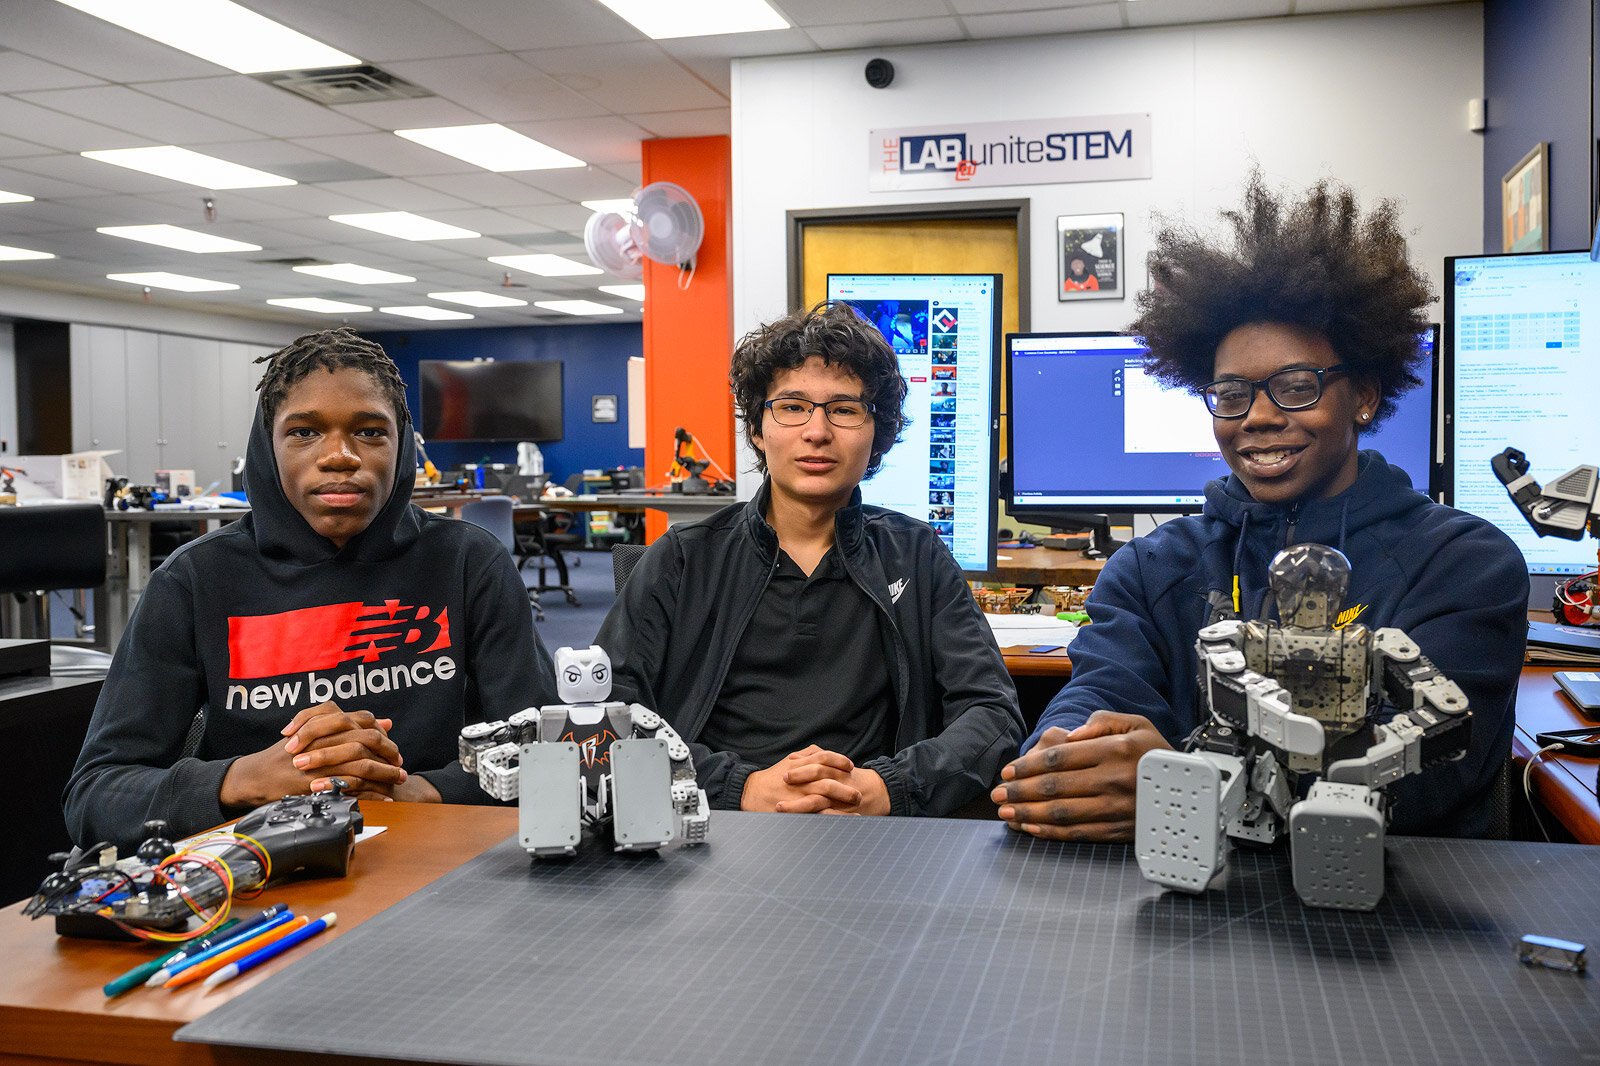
xmin=178 ymin=813 xmax=1599 ymax=1065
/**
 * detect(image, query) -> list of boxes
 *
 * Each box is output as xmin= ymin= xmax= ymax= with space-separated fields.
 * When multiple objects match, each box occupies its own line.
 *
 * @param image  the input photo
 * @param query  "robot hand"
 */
xmin=1493 ymin=447 xmax=1598 ymax=625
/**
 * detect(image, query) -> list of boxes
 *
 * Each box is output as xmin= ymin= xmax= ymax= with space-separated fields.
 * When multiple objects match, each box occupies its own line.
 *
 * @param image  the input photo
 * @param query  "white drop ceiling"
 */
xmin=0 ymin=0 xmax=1454 ymax=330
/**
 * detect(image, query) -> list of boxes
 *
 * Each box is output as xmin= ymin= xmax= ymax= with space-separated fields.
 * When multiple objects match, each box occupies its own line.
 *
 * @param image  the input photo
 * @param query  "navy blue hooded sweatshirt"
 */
xmin=65 ymin=380 xmax=556 ymax=849
xmin=1028 ymin=451 xmax=1527 ymax=837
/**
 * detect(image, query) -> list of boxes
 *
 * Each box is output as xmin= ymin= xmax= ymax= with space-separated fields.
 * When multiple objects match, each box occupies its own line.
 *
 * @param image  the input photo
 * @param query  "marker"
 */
xmin=201 ymin=913 xmax=337 ymax=989
xmin=148 ymin=908 xmax=296 ymax=986
xmin=103 ymin=918 xmax=242 ymax=997
xmin=164 ymin=916 xmax=310 ymax=990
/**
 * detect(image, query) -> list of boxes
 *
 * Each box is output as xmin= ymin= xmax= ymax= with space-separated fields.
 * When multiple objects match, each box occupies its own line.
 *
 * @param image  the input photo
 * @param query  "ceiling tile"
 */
xmin=417 ymin=207 xmax=563 ymax=237
xmin=410 ymin=171 xmax=566 ymax=208
xmin=229 ymin=181 xmax=412 ymax=216
xmin=7 ymin=153 xmax=181 ymax=195
xmin=289 ymin=132 xmax=480 ymax=177
xmin=134 ymin=77 xmax=375 ymax=139
xmin=500 ymin=203 xmax=594 ymax=232
xmin=381 ymin=54 xmax=608 ymax=122
xmin=949 ymin=0 xmax=1108 ymax=13
xmin=633 ymin=109 xmax=731 ymax=138
xmin=1125 ymin=0 xmax=1293 ymax=28
xmin=317 ymin=178 xmax=476 ymax=212
xmin=804 ymin=18 xmax=967 ymax=50
xmin=414 ymin=0 xmax=647 ymax=51
xmin=0 ymin=51 xmax=105 ymax=93
xmin=15 ymin=86 xmax=265 ymax=146
xmin=329 ymin=95 xmax=491 ymax=131
xmin=509 ymin=116 xmax=648 ymax=167
xmin=0 ymin=134 xmax=56 ymax=161
xmin=0 ymin=97 xmax=149 ymax=153
xmin=518 ymin=44 xmax=729 ymax=113
xmin=513 ymin=167 xmax=638 ymax=202
xmin=775 ymin=0 xmax=953 ymax=22
xmin=961 ymin=5 xmax=1124 ymax=36
xmin=0 ymin=0 xmax=226 ymax=83
xmin=242 ymin=0 xmax=500 ymax=62
xmin=603 ymin=162 xmax=643 ymax=186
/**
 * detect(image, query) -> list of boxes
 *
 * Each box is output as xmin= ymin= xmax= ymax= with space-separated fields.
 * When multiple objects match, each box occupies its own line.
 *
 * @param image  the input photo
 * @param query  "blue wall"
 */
xmin=1483 ymin=0 xmax=1594 ymax=254
xmin=371 ymin=322 xmax=644 ymax=485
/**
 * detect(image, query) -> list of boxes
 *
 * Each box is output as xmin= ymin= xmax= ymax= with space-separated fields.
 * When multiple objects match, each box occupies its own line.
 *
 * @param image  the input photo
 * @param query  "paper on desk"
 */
xmin=982 ymin=613 xmax=1079 ymax=648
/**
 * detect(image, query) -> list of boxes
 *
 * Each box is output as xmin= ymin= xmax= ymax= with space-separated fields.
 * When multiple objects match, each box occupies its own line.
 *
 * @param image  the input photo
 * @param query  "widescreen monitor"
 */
xmin=420 ymin=359 xmax=563 ymax=442
xmin=1006 ymin=329 xmax=1439 ymax=521
xmin=1445 ymin=250 xmax=1599 ymax=603
xmin=827 ymin=273 xmax=1002 ymax=573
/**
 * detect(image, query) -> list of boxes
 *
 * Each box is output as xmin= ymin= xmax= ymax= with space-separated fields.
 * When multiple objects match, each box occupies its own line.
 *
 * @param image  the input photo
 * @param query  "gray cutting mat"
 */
xmin=178 ymin=813 xmax=1599 ymax=1065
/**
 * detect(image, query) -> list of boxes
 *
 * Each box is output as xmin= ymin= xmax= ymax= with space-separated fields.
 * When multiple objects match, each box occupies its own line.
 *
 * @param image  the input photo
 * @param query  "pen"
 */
xmin=164 ymin=916 xmax=311 ymax=990
xmin=147 ymin=906 xmax=295 ymax=986
xmin=201 ymin=913 xmax=338 ymax=989
xmin=103 ymin=917 xmax=242 ymax=997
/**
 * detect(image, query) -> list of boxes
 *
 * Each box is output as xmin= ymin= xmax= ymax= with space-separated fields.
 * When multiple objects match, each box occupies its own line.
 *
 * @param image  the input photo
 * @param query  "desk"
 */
xmin=0 ymin=802 xmax=517 ymax=1066
xmin=100 ymin=508 xmax=250 ymax=652
xmin=987 ymin=545 xmax=1106 ymax=587
xmin=1511 ymin=667 xmax=1600 ymax=843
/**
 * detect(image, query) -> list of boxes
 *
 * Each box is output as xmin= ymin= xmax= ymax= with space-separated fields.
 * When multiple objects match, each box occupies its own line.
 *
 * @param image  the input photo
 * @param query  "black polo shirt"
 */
xmin=700 ymin=545 xmax=896 ymax=769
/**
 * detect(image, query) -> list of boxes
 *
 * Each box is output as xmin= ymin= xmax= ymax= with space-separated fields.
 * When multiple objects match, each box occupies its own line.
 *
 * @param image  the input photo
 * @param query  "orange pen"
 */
xmin=164 ymin=915 xmax=311 ymax=990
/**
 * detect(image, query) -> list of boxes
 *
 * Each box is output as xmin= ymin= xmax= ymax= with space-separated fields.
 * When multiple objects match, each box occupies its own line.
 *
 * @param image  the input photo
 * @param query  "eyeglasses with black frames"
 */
xmin=762 ymin=397 xmax=876 ymax=428
xmin=1200 ymin=365 xmax=1349 ymax=419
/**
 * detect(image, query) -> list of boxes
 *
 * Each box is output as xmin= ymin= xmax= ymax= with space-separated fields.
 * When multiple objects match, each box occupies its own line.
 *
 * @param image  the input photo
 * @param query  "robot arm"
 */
xmin=1326 ymin=628 xmax=1470 ymax=789
xmin=1492 ymin=447 xmax=1598 ymax=541
xmin=1195 ymin=631 xmax=1325 ymax=768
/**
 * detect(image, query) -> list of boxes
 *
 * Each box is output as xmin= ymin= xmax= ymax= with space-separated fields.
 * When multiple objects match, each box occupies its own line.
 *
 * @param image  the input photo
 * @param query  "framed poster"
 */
xmin=591 ymin=394 xmax=618 ymax=423
xmin=1502 ymin=143 xmax=1549 ymax=253
xmin=1058 ymin=213 xmax=1122 ymax=301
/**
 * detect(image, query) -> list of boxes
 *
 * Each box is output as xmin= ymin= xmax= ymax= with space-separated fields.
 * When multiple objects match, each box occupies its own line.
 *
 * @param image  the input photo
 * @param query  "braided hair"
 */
xmin=255 ymin=327 xmax=410 ymax=426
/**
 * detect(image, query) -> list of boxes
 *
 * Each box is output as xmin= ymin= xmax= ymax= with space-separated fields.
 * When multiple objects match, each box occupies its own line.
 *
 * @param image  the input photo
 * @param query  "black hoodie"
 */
xmin=65 ymin=386 xmax=556 ymax=849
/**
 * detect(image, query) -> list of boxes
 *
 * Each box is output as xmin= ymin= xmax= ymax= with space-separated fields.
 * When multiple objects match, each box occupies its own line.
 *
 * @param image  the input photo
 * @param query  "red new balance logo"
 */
xmin=228 ymin=600 xmax=451 ymax=679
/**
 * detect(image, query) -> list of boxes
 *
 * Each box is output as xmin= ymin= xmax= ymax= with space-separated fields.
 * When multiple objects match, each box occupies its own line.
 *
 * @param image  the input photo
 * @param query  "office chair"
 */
xmin=612 ymin=543 xmax=648 ymax=595
xmin=0 ymin=504 xmax=114 ymax=675
xmin=513 ymin=473 xmax=585 ymax=608
xmin=459 ymin=496 xmax=546 ymax=622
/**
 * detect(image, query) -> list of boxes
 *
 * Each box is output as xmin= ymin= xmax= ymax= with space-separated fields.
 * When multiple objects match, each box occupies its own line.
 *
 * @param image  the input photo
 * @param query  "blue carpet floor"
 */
xmin=524 ymin=548 xmax=617 ymax=655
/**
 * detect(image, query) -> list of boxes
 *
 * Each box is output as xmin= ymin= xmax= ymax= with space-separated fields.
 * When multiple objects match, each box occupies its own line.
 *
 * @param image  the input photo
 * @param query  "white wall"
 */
xmin=732 ymin=5 xmax=1483 ymax=341
xmin=0 ymin=279 xmax=306 ymax=348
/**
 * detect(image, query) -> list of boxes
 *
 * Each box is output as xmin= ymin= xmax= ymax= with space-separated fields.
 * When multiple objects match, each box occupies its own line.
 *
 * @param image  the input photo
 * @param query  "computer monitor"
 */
xmin=1445 ymin=250 xmax=1599 ymax=606
xmin=826 ymin=273 xmax=1002 ymax=573
xmin=1006 ymin=330 xmax=1440 ymax=536
xmin=419 ymin=359 xmax=563 ymax=442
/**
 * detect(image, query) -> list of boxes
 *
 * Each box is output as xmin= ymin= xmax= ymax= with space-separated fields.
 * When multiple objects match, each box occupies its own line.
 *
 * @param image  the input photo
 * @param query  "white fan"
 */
xmin=629 ymin=181 xmax=704 ymax=269
xmin=584 ymin=209 xmax=643 ymax=280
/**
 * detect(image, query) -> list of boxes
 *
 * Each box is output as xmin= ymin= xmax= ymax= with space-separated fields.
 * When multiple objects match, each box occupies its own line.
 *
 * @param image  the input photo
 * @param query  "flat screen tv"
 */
xmin=420 ymin=360 xmax=563 ymax=442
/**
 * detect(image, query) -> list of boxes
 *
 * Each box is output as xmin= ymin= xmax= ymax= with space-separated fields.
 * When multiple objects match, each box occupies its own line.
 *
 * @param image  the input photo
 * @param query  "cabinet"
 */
xmin=70 ymin=325 xmax=270 ymax=491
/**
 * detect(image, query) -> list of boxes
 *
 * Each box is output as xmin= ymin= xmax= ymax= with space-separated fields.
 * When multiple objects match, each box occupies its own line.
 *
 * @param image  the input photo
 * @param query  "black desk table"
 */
xmin=181 ymin=813 xmax=1596 ymax=1066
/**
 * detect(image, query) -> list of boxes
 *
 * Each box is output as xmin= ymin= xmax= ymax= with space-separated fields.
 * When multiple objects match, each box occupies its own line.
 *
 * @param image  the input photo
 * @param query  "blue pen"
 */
xmin=145 ymin=907 xmax=296 ymax=986
xmin=201 ymin=912 xmax=337 ymax=989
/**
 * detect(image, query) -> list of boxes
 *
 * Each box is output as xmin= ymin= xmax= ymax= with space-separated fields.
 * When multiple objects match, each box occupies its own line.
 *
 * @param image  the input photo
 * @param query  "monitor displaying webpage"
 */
xmin=1449 ymin=252 xmax=1598 ymax=577
xmin=1008 ymin=333 xmax=1437 ymax=512
xmin=828 ymin=274 xmax=1000 ymax=572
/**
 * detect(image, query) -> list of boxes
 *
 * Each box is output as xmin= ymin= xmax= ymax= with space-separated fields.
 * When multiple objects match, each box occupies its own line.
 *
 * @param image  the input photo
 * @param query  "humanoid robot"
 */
xmin=1135 ymin=544 xmax=1471 ymax=911
xmin=459 ymin=646 xmax=709 ymax=858
xmin=1493 ymin=447 xmax=1599 ymax=626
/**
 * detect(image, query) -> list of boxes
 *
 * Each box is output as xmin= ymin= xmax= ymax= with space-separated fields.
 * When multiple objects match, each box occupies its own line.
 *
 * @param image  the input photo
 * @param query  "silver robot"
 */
xmin=1135 ymin=544 xmax=1470 ymax=911
xmin=1493 ymin=447 xmax=1598 ymax=626
xmin=459 ymin=645 xmax=709 ymax=858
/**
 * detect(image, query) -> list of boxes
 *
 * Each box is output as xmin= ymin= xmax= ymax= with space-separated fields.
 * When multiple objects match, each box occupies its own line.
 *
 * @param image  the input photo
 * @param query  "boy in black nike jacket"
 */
xmin=66 ymin=328 xmax=556 ymax=849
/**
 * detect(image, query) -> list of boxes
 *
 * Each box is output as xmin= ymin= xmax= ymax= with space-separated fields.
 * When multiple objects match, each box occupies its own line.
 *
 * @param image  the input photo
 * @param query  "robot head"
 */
xmin=555 ymin=645 xmax=612 ymax=703
xmin=1268 ymin=543 xmax=1350 ymax=629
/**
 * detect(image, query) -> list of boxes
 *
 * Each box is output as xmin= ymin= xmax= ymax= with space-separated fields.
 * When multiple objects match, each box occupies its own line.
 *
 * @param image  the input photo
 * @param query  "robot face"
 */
xmin=555 ymin=645 xmax=613 ymax=703
xmin=1268 ymin=543 xmax=1350 ymax=629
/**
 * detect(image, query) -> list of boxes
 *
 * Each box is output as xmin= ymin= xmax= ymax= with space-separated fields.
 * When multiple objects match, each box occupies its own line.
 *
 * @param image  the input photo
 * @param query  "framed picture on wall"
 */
xmin=1058 ymin=213 xmax=1123 ymax=301
xmin=1501 ymin=143 xmax=1549 ymax=253
xmin=591 ymin=394 xmax=618 ymax=423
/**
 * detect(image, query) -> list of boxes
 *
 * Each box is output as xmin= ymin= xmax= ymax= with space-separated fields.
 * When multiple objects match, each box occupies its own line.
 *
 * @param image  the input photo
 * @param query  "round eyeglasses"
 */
xmin=1200 ymin=364 xmax=1349 ymax=419
xmin=762 ymin=398 xmax=876 ymax=428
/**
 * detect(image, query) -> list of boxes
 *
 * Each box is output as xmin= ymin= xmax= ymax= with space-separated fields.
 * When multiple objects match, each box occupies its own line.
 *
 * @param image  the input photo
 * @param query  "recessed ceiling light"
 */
xmin=107 ymin=271 xmax=238 ymax=292
xmin=329 ymin=212 xmax=479 ymax=241
xmin=595 ymin=0 xmax=788 ymax=39
xmin=395 ymin=124 xmax=584 ymax=172
xmin=82 ymin=146 xmax=295 ymax=190
xmin=97 ymin=224 xmax=261 ymax=253
xmin=490 ymin=253 xmax=602 ymax=277
xmin=0 ymin=244 xmax=54 ymax=261
xmin=0 ymin=190 xmax=35 ymax=204
xmin=267 ymin=297 xmax=373 ymax=314
xmin=52 ymin=0 xmax=359 ymax=74
xmin=380 ymin=305 xmax=475 ymax=321
xmin=293 ymin=262 xmax=415 ymax=285
xmin=598 ymin=283 xmax=645 ymax=302
xmin=428 ymin=290 xmax=529 ymax=308
xmin=536 ymin=300 xmax=622 ymax=316
xmin=581 ymin=198 xmax=637 ymax=216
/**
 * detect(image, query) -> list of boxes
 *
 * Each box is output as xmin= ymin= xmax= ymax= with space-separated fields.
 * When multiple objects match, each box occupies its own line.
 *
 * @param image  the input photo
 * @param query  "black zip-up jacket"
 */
xmin=596 ymin=481 xmax=1024 ymax=816
xmin=65 ymin=390 xmax=556 ymax=849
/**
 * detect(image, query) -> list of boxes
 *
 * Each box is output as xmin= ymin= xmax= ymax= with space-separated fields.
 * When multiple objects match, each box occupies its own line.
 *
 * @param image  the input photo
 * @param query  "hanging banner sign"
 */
xmin=869 ymin=113 xmax=1151 ymax=191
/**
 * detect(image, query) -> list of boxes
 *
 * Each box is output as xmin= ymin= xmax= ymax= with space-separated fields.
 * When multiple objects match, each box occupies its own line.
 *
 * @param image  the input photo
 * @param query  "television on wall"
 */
xmin=419 ymin=360 xmax=563 ymax=442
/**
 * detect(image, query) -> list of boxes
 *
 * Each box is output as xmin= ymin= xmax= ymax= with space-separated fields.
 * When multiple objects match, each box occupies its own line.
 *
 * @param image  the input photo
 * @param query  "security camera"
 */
xmin=865 ymin=58 xmax=894 ymax=90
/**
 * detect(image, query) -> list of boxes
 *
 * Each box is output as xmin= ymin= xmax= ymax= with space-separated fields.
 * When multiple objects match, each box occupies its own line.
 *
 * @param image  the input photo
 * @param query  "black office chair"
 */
xmin=516 ymin=473 xmax=585 ymax=607
xmin=612 ymin=543 xmax=648 ymax=595
xmin=0 ymin=504 xmax=113 ymax=674
xmin=459 ymin=496 xmax=546 ymax=622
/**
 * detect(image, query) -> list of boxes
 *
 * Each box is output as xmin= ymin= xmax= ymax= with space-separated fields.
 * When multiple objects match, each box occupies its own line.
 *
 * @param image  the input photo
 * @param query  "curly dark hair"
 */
xmin=255 ymin=327 xmax=410 ymax=427
xmin=730 ymin=302 xmax=909 ymax=478
xmin=1130 ymin=171 xmax=1435 ymax=426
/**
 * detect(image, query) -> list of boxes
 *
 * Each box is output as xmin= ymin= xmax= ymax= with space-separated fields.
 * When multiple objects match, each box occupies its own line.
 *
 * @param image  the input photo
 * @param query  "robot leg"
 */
xmin=1136 ymin=750 xmax=1247 ymax=893
xmin=1289 ymin=781 xmax=1386 ymax=911
xmin=610 ymin=738 xmax=677 ymax=853
xmin=518 ymin=742 xmax=582 ymax=859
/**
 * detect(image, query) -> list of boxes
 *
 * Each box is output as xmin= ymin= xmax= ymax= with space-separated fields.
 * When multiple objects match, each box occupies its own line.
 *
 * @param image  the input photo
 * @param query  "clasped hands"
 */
xmin=219 ymin=701 xmax=441 ymax=809
xmin=741 ymin=744 xmax=890 ymax=816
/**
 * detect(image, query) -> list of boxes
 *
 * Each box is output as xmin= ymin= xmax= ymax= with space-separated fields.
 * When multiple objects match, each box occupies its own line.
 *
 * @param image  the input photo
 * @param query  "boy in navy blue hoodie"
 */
xmin=66 ymin=329 xmax=557 ymax=849
xmin=994 ymin=175 xmax=1526 ymax=840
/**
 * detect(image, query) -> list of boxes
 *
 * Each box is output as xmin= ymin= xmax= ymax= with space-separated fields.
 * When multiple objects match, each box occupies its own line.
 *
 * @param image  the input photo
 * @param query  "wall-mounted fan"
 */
xmin=583 ymin=181 xmax=705 ymax=285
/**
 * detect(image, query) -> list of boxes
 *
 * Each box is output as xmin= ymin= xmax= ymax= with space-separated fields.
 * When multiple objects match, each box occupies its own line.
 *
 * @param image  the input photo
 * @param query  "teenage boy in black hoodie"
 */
xmin=66 ymin=329 xmax=557 ymax=849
